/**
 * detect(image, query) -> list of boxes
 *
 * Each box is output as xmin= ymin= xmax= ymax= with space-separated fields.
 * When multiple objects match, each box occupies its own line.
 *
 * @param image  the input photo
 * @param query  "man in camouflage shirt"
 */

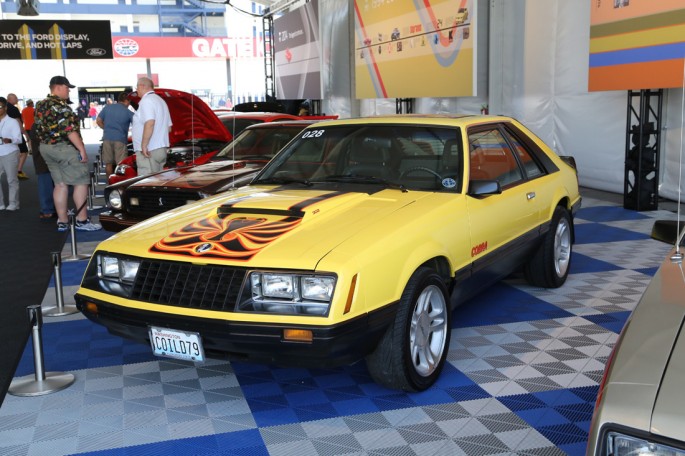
xmin=34 ymin=76 xmax=101 ymax=231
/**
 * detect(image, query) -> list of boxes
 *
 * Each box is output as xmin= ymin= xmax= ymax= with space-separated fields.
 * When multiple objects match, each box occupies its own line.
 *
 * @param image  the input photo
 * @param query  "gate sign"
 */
xmin=0 ymin=20 xmax=113 ymax=60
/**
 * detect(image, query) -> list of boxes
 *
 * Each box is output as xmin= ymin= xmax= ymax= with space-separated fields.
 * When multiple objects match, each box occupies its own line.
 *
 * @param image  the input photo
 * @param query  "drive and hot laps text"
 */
xmin=0 ymin=33 xmax=89 ymax=49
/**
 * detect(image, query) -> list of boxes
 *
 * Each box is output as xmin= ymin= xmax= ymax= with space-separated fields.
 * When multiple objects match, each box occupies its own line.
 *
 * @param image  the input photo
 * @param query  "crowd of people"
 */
xmin=0 ymin=75 xmax=171 ymax=232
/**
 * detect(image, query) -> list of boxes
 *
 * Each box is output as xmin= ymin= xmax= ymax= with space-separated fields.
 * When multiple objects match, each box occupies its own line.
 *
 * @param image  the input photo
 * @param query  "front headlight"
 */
xmin=608 ymin=432 xmax=685 ymax=456
xmin=114 ymin=164 xmax=130 ymax=175
xmin=107 ymin=189 xmax=123 ymax=209
xmin=243 ymin=271 xmax=336 ymax=316
xmin=98 ymin=255 xmax=140 ymax=284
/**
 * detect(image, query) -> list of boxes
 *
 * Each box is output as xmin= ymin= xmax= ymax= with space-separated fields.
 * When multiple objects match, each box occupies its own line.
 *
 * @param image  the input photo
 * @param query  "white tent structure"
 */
xmin=316 ymin=0 xmax=685 ymax=202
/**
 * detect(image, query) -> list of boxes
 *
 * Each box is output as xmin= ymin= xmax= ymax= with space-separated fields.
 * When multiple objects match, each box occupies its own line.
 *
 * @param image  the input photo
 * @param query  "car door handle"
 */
xmin=527 ymin=192 xmax=536 ymax=200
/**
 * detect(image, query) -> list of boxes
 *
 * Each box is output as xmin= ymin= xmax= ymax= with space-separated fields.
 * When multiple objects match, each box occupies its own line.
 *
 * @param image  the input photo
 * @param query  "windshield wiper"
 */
xmin=324 ymin=175 xmax=408 ymax=192
xmin=253 ymin=177 xmax=313 ymax=187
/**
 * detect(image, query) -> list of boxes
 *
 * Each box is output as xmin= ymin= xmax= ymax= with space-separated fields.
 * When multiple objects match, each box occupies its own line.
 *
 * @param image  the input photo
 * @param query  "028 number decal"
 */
xmin=301 ymin=130 xmax=325 ymax=138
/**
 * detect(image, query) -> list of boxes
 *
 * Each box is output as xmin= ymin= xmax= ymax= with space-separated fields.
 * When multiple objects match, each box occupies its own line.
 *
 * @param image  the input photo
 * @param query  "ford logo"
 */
xmin=195 ymin=243 xmax=213 ymax=253
xmin=86 ymin=48 xmax=107 ymax=56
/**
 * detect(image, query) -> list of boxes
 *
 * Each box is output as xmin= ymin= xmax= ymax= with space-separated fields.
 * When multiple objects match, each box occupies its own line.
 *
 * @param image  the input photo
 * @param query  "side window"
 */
xmin=505 ymin=132 xmax=544 ymax=178
xmin=468 ymin=128 xmax=523 ymax=187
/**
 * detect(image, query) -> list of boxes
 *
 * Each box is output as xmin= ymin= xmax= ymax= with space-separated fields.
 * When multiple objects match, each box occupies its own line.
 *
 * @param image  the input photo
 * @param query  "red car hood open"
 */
xmin=128 ymin=88 xmax=232 ymax=145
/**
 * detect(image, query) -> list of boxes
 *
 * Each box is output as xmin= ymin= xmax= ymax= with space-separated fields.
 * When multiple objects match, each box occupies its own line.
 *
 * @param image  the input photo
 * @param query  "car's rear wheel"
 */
xmin=365 ymin=267 xmax=451 ymax=391
xmin=524 ymin=205 xmax=572 ymax=288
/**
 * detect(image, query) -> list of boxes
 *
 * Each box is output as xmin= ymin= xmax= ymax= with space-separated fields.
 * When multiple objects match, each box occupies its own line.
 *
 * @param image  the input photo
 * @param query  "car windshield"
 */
xmin=254 ymin=124 xmax=463 ymax=192
xmin=214 ymin=126 xmax=303 ymax=161
xmin=220 ymin=117 xmax=262 ymax=136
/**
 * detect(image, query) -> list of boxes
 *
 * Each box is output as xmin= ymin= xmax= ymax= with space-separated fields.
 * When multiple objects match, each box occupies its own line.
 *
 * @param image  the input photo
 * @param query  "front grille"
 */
xmin=131 ymin=260 xmax=247 ymax=311
xmin=126 ymin=189 xmax=202 ymax=217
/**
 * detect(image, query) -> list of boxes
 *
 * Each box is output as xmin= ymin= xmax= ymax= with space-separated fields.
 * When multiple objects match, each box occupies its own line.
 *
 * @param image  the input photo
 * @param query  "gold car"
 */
xmin=587 ymin=226 xmax=685 ymax=455
xmin=75 ymin=115 xmax=581 ymax=391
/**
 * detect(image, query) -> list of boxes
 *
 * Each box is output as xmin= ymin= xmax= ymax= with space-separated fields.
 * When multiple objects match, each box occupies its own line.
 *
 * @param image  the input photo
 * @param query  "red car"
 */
xmin=99 ymin=120 xmax=317 ymax=232
xmin=107 ymin=88 xmax=300 ymax=184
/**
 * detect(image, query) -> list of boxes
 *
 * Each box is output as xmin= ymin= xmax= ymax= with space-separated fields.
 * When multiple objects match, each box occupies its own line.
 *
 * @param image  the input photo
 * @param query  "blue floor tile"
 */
xmin=453 ymin=283 xmax=574 ymax=328
xmin=575 ymin=222 xmax=650 ymax=244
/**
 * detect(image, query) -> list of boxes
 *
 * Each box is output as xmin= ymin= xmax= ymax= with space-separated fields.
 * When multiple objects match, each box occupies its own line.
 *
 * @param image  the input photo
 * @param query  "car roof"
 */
xmin=215 ymin=111 xmax=302 ymax=121
xmin=242 ymin=119 xmax=320 ymax=129
xmin=301 ymin=114 xmax=515 ymax=129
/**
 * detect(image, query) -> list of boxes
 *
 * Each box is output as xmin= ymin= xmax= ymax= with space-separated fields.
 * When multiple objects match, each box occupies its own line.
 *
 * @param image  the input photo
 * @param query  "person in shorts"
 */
xmin=96 ymin=92 xmax=133 ymax=178
xmin=34 ymin=75 xmax=101 ymax=232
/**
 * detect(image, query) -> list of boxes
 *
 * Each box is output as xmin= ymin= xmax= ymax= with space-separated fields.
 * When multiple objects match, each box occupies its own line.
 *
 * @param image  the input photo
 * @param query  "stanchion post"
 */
xmin=61 ymin=213 xmax=90 ymax=262
xmin=91 ymin=167 xmax=105 ymax=199
xmin=43 ymin=251 xmax=79 ymax=316
xmin=9 ymin=305 xmax=76 ymax=396
xmin=89 ymin=171 xmax=96 ymax=198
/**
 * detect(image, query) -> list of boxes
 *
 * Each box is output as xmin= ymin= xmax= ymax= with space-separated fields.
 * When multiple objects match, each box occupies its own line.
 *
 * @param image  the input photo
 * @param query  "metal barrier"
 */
xmin=61 ymin=213 xmax=90 ymax=262
xmin=44 ymin=251 xmax=79 ymax=316
xmin=88 ymin=171 xmax=104 ymax=210
xmin=8 ymin=305 xmax=76 ymax=396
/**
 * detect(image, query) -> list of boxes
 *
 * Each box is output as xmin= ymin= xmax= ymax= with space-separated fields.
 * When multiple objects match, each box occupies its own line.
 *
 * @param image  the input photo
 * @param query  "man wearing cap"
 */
xmin=34 ymin=75 xmax=101 ymax=231
xmin=131 ymin=77 xmax=172 ymax=176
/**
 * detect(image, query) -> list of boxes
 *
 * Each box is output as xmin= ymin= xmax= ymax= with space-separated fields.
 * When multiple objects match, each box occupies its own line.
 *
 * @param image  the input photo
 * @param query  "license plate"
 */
xmin=149 ymin=326 xmax=205 ymax=362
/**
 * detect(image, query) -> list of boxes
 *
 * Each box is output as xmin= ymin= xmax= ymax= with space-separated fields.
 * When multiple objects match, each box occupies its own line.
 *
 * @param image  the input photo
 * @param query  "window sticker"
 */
xmin=442 ymin=178 xmax=457 ymax=188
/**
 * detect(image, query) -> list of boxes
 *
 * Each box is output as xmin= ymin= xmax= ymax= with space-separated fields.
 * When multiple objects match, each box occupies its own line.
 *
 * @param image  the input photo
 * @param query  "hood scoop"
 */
xmin=217 ymin=206 xmax=305 ymax=219
xmin=217 ymin=190 xmax=348 ymax=219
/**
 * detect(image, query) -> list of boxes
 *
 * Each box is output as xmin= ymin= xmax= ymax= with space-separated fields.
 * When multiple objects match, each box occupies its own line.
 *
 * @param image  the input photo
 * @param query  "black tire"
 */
xmin=365 ymin=267 xmax=451 ymax=391
xmin=524 ymin=205 xmax=572 ymax=288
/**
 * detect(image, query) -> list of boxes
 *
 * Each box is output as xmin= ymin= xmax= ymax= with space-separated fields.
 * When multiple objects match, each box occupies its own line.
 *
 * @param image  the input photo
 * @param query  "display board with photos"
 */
xmin=354 ymin=0 xmax=476 ymax=99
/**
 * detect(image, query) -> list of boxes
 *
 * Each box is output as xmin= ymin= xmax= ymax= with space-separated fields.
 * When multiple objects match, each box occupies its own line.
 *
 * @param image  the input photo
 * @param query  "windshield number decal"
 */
xmin=302 ymin=130 xmax=324 ymax=139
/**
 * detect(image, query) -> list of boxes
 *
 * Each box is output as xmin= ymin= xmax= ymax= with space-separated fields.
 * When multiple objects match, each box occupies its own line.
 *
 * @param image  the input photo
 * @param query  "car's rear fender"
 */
xmin=541 ymin=193 xmax=577 ymax=242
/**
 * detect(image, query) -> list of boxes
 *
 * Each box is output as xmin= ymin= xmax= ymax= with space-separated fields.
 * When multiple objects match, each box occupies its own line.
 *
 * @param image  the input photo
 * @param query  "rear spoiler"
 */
xmin=559 ymin=155 xmax=577 ymax=172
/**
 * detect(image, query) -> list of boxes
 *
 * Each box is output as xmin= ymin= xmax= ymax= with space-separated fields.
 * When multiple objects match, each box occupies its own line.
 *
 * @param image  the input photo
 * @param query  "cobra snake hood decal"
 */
xmin=149 ymin=190 xmax=346 ymax=260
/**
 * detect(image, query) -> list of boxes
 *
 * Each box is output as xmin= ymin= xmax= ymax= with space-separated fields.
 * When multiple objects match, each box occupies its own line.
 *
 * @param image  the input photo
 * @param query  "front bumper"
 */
xmin=99 ymin=210 xmax=144 ymax=232
xmin=74 ymin=294 xmax=398 ymax=368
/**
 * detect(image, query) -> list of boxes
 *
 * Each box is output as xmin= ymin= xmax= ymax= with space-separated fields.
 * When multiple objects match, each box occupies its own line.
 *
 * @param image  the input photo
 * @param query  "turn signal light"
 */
xmin=85 ymin=301 xmax=98 ymax=315
xmin=283 ymin=329 xmax=313 ymax=342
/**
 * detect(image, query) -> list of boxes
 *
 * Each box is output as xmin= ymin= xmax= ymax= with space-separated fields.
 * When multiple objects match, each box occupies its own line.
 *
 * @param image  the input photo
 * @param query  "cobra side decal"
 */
xmin=471 ymin=241 xmax=487 ymax=257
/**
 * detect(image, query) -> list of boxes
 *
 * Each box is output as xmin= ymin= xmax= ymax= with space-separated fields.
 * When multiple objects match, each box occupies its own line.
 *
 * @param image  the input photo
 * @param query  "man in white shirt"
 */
xmin=131 ymin=77 xmax=172 ymax=175
xmin=0 ymin=96 xmax=22 ymax=210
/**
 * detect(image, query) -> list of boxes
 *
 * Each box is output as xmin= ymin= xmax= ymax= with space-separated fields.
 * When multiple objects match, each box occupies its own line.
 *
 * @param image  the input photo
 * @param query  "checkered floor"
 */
xmin=0 ymin=196 xmax=676 ymax=456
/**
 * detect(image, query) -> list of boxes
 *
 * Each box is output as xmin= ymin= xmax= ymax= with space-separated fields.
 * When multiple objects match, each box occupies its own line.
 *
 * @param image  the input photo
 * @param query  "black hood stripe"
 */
xmin=218 ymin=190 xmax=348 ymax=218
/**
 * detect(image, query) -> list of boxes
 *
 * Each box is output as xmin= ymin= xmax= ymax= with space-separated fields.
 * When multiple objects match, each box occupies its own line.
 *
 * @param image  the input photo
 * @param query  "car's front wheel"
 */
xmin=365 ymin=267 xmax=451 ymax=391
xmin=524 ymin=205 xmax=572 ymax=288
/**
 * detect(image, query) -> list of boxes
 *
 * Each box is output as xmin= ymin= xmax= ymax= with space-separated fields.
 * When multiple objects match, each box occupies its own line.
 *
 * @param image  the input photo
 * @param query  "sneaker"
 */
xmin=75 ymin=219 xmax=102 ymax=231
xmin=0 ymin=205 xmax=5 ymax=211
xmin=17 ymin=171 xmax=28 ymax=180
xmin=57 ymin=221 xmax=69 ymax=232
xmin=6 ymin=204 xmax=17 ymax=211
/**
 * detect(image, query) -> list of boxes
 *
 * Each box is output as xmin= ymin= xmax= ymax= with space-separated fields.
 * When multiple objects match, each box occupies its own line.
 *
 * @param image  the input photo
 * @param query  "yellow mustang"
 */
xmin=76 ymin=115 xmax=581 ymax=391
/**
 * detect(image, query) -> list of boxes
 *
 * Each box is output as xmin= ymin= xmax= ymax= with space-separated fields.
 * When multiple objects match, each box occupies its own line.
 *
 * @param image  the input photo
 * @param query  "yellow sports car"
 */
xmin=75 ymin=115 xmax=581 ymax=391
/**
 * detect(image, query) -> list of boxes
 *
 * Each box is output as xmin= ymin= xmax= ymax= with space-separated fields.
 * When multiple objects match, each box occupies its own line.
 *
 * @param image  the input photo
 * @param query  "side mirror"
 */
xmin=468 ymin=179 xmax=502 ymax=196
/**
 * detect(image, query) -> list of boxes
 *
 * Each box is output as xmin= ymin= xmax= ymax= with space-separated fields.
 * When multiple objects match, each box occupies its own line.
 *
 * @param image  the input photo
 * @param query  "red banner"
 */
xmin=112 ymin=36 xmax=264 ymax=59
